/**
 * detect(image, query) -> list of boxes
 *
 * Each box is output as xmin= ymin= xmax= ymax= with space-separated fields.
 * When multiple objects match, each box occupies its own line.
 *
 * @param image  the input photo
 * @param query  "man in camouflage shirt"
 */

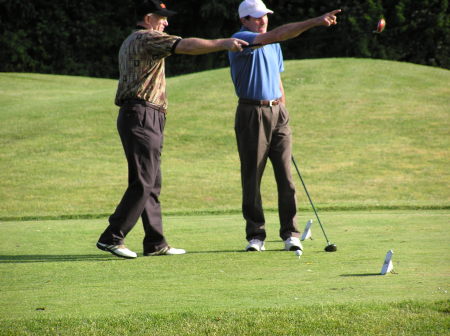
xmin=97 ymin=0 xmax=247 ymax=259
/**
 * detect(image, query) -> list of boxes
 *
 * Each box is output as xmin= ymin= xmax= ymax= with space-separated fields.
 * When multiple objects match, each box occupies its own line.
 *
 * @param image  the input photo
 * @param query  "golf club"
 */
xmin=291 ymin=156 xmax=337 ymax=252
xmin=242 ymin=18 xmax=386 ymax=49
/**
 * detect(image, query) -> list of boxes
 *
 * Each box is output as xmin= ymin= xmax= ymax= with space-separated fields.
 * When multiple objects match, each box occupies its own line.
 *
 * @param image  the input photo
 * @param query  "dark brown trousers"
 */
xmin=234 ymin=102 xmax=299 ymax=241
xmin=99 ymin=101 xmax=168 ymax=254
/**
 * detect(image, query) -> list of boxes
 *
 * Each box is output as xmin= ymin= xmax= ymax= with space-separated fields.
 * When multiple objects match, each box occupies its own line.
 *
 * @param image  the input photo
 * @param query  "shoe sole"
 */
xmin=246 ymin=247 xmax=260 ymax=251
xmin=288 ymin=246 xmax=302 ymax=251
xmin=246 ymin=246 xmax=266 ymax=252
xmin=96 ymin=242 xmax=137 ymax=259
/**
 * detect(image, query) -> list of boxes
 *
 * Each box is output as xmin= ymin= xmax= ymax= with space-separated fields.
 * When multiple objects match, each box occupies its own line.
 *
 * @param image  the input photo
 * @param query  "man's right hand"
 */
xmin=319 ymin=9 xmax=342 ymax=27
xmin=224 ymin=38 xmax=249 ymax=52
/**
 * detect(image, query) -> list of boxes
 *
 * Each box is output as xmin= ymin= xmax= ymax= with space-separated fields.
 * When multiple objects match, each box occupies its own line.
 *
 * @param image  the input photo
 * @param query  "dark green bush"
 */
xmin=0 ymin=0 xmax=448 ymax=78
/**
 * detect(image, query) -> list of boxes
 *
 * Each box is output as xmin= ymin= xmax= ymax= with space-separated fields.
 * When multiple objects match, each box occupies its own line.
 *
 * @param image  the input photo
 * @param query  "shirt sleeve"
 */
xmin=277 ymin=44 xmax=284 ymax=73
xmin=232 ymin=31 xmax=259 ymax=56
xmin=233 ymin=31 xmax=258 ymax=44
xmin=141 ymin=30 xmax=182 ymax=58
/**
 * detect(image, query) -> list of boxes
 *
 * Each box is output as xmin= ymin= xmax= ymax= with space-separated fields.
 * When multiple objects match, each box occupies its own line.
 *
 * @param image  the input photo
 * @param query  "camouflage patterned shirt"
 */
xmin=114 ymin=29 xmax=181 ymax=109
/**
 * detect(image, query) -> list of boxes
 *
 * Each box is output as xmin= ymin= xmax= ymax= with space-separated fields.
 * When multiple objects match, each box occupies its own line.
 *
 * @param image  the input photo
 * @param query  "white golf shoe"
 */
xmin=246 ymin=239 xmax=266 ymax=252
xmin=96 ymin=242 xmax=137 ymax=259
xmin=144 ymin=246 xmax=186 ymax=256
xmin=165 ymin=247 xmax=186 ymax=255
xmin=284 ymin=237 xmax=303 ymax=251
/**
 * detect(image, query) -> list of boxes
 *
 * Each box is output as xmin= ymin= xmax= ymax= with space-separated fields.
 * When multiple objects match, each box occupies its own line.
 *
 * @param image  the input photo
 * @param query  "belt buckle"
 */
xmin=269 ymin=100 xmax=274 ymax=107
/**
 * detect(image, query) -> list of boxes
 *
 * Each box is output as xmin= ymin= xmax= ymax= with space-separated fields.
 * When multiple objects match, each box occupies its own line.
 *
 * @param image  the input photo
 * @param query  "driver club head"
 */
xmin=324 ymin=244 xmax=337 ymax=252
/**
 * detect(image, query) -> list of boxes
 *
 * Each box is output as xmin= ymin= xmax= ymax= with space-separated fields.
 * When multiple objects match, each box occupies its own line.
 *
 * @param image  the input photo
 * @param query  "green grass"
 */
xmin=0 ymin=59 xmax=449 ymax=334
xmin=2 ymin=302 xmax=449 ymax=335
xmin=0 ymin=59 xmax=449 ymax=219
xmin=1 ymin=211 xmax=449 ymax=334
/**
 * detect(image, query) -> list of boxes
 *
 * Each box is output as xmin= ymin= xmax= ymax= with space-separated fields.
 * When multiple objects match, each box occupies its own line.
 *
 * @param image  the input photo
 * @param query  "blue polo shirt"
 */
xmin=228 ymin=27 xmax=284 ymax=100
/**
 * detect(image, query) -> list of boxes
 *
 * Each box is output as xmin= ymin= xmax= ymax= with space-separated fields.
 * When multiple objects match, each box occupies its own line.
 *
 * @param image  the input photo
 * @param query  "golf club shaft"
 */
xmin=291 ymin=156 xmax=331 ymax=244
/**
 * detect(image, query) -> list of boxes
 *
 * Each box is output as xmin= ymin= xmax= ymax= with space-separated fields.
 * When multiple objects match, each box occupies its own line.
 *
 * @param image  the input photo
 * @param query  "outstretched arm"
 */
xmin=253 ymin=9 xmax=341 ymax=46
xmin=174 ymin=38 xmax=248 ymax=55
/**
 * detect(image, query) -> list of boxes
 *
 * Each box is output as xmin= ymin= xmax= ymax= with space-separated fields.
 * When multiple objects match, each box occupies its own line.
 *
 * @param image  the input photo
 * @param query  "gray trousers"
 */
xmin=99 ymin=100 xmax=168 ymax=254
xmin=234 ymin=102 xmax=299 ymax=241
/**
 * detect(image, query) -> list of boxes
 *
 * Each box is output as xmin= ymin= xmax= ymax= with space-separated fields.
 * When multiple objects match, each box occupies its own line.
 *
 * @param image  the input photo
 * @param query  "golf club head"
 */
xmin=324 ymin=244 xmax=337 ymax=252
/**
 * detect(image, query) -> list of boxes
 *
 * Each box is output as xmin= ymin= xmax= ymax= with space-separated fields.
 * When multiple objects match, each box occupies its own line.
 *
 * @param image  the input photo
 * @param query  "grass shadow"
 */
xmin=184 ymin=249 xmax=245 ymax=254
xmin=340 ymin=273 xmax=382 ymax=277
xmin=186 ymin=249 xmax=325 ymax=254
xmin=0 ymin=254 xmax=118 ymax=263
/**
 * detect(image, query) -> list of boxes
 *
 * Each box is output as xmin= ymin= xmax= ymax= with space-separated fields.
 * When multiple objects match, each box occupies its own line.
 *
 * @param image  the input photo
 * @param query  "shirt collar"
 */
xmin=240 ymin=26 xmax=252 ymax=32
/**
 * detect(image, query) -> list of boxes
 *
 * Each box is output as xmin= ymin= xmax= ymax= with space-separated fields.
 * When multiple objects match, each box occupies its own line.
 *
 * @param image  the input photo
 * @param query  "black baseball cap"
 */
xmin=136 ymin=0 xmax=177 ymax=18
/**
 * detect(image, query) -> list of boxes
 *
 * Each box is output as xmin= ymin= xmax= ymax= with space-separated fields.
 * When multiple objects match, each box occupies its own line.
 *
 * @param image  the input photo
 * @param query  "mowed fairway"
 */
xmin=1 ymin=212 xmax=449 ymax=335
xmin=0 ymin=59 xmax=449 ymax=335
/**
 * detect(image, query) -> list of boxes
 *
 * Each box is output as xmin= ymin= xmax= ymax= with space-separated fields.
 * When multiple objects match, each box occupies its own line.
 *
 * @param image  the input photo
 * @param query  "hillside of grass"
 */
xmin=1 ymin=59 xmax=449 ymax=334
xmin=0 ymin=58 xmax=449 ymax=220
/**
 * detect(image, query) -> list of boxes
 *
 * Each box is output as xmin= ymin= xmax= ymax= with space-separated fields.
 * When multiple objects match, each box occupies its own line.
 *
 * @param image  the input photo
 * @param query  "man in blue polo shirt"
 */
xmin=228 ymin=0 xmax=341 ymax=253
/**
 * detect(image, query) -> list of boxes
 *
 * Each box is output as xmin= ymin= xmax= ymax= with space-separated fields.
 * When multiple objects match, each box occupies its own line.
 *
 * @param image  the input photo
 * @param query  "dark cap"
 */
xmin=136 ymin=0 xmax=177 ymax=18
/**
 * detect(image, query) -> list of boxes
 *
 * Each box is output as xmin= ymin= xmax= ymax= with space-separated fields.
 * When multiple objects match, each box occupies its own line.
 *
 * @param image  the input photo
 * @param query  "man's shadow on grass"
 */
xmin=0 ymin=250 xmax=248 ymax=263
xmin=185 ymin=249 xmax=246 ymax=254
xmin=0 ymin=254 xmax=117 ymax=263
xmin=340 ymin=273 xmax=382 ymax=277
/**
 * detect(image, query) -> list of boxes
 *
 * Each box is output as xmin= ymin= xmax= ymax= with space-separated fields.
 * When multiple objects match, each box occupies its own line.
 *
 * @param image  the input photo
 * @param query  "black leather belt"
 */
xmin=239 ymin=98 xmax=281 ymax=107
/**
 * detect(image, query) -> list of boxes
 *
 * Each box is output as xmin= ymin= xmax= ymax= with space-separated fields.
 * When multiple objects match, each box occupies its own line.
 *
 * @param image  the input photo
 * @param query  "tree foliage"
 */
xmin=0 ymin=0 xmax=448 ymax=78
